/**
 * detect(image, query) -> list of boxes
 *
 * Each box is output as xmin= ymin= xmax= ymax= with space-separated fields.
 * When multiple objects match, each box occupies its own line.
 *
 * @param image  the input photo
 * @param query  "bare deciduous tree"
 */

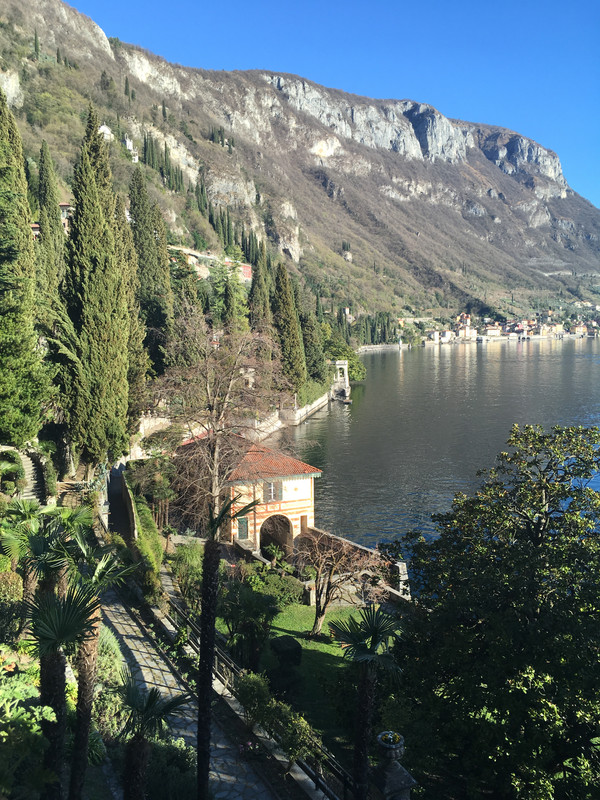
xmin=156 ymin=304 xmax=285 ymax=800
xmin=296 ymin=528 xmax=383 ymax=637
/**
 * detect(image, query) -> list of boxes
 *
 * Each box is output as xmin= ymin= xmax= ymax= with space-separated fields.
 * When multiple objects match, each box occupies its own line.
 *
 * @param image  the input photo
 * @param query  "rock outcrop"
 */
xmin=2 ymin=0 xmax=598 ymax=314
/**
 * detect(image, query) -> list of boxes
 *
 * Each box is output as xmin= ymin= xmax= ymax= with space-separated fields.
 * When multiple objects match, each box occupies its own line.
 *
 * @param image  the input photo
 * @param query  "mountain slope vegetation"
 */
xmin=1 ymin=0 xmax=599 ymax=318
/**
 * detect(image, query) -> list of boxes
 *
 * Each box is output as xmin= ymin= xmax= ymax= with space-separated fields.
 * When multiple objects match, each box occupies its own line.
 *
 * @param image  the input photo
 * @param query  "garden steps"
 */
xmin=20 ymin=451 xmax=44 ymax=502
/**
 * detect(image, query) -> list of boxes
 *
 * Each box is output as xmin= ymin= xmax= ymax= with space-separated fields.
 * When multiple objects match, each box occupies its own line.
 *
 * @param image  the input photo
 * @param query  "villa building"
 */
xmin=225 ymin=440 xmax=321 ymax=555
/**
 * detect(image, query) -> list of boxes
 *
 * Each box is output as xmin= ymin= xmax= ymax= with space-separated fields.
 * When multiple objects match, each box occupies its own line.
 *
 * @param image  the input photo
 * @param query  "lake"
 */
xmin=272 ymin=336 xmax=600 ymax=547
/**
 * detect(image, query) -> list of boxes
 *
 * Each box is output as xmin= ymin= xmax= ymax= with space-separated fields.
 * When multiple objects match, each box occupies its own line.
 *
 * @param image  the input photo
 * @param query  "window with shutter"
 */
xmin=262 ymin=481 xmax=282 ymax=503
xmin=237 ymin=517 xmax=248 ymax=540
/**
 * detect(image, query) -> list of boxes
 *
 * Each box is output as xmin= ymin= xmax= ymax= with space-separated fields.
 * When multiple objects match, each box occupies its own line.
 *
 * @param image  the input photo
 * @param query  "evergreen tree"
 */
xmin=114 ymin=196 xmax=149 ymax=433
xmin=300 ymin=310 xmax=327 ymax=382
xmin=272 ymin=263 xmax=306 ymax=391
xmin=0 ymin=90 xmax=50 ymax=446
xmin=37 ymin=140 xmax=64 ymax=305
xmin=315 ymin=291 xmax=324 ymax=322
xmin=248 ymin=244 xmax=271 ymax=330
xmin=223 ymin=268 xmax=248 ymax=330
xmin=162 ymin=99 xmax=167 ymax=121
xmin=33 ymin=29 xmax=39 ymax=60
xmin=56 ymin=46 xmax=61 ymax=63
xmin=124 ymin=76 xmax=130 ymax=97
xmin=63 ymin=108 xmax=130 ymax=471
xmin=129 ymin=167 xmax=173 ymax=374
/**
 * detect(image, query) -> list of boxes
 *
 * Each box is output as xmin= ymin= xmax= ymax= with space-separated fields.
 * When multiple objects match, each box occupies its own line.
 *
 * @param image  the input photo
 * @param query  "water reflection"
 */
xmin=270 ymin=338 xmax=600 ymax=547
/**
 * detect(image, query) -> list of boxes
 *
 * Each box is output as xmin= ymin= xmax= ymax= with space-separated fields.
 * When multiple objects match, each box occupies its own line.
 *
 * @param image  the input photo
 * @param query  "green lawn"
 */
xmin=259 ymin=604 xmax=358 ymax=751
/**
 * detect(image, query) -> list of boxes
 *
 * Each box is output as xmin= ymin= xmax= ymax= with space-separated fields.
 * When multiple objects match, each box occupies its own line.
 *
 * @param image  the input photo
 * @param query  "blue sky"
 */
xmin=72 ymin=0 xmax=599 ymax=208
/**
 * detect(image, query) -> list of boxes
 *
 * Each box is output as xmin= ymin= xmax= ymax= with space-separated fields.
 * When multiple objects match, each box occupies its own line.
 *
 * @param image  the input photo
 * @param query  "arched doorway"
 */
xmin=260 ymin=514 xmax=294 ymax=558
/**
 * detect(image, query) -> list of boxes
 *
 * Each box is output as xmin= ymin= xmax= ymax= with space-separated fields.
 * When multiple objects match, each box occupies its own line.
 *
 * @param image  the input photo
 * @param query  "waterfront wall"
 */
xmin=279 ymin=392 xmax=330 ymax=426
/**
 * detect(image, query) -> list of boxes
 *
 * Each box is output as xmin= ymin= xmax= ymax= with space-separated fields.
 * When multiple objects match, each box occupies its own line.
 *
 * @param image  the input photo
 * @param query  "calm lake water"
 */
xmin=272 ymin=337 xmax=600 ymax=548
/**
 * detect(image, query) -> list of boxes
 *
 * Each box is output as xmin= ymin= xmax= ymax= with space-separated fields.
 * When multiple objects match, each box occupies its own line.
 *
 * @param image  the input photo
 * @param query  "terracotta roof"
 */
xmin=227 ymin=440 xmax=321 ymax=483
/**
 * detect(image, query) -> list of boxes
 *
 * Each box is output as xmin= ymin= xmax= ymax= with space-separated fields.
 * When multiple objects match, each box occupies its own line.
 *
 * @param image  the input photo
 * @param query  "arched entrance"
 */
xmin=260 ymin=514 xmax=294 ymax=558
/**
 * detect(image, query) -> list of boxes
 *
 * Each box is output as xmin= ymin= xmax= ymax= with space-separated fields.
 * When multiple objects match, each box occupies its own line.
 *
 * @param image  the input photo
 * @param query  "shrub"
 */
xmin=134 ymin=498 xmax=163 ymax=574
xmin=146 ymin=738 xmax=196 ymax=800
xmin=42 ymin=460 xmax=58 ymax=497
xmin=2 ymin=481 xmax=16 ymax=497
xmin=273 ymin=702 xmax=315 ymax=768
xmin=96 ymin=623 xmax=123 ymax=685
xmin=234 ymin=671 xmax=271 ymax=728
xmin=0 ymin=571 xmax=23 ymax=645
xmin=0 ymin=554 xmax=11 ymax=573
xmin=270 ymin=635 xmax=302 ymax=668
xmin=172 ymin=541 xmax=204 ymax=610
xmin=297 ymin=378 xmax=330 ymax=408
xmin=259 ymin=572 xmax=304 ymax=608
xmin=93 ymin=686 xmax=126 ymax=742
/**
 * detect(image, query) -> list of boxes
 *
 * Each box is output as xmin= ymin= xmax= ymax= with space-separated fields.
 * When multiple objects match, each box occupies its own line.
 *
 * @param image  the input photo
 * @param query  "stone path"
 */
xmin=102 ymin=586 xmax=276 ymax=800
xmin=45 ymin=469 xmax=276 ymax=798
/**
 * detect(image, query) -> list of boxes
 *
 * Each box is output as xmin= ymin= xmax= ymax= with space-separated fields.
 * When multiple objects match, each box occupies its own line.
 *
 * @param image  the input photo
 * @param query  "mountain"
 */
xmin=1 ymin=0 xmax=599 ymax=317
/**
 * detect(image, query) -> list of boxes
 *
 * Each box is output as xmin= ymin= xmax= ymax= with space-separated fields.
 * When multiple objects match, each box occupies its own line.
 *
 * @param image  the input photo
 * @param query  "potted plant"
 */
xmin=377 ymin=730 xmax=405 ymax=760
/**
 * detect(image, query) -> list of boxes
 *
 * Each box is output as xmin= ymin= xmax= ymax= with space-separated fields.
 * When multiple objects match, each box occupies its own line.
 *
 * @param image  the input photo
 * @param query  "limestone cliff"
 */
xmin=1 ymin=0 xmax=598 ymax=314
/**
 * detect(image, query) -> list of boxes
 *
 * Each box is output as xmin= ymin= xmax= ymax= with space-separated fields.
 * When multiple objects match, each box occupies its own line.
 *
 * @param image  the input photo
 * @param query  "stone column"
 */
xmin=373 ymin=732 xmax=417 ymax=800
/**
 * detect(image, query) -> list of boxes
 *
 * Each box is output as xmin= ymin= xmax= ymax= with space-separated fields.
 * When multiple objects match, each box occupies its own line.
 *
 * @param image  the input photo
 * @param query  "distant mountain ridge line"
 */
xmin=1 ymin=0 xmax=598 ymax=317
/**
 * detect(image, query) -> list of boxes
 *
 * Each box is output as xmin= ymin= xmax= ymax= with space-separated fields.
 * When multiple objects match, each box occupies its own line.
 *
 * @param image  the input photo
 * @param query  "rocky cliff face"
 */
xmin=2 ymin=0 xmax=599 ymax=314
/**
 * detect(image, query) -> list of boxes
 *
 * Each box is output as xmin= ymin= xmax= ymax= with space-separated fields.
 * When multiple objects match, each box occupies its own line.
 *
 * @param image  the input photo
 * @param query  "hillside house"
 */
xmin=59 ymin=202 xmax=72 ymax=234
xmin=98 ymin=124 xmax=114 ymax=142
xmin=225 ymin=440 xmax=321 ymax=555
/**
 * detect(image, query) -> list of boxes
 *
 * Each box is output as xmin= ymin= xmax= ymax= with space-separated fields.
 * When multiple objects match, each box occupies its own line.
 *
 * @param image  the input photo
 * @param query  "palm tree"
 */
xmin=221 ymin=581 xmax=278 ymax=671
xmin=329 ymin=606 xmax=401 ymax=800
xmin=68 ymin=535 xmax=136 ymax=800
xmin=27 ymin=583 xmax=101 ymax=800
xmin=196 ymin=495 xmax=257 ymax=800
xmin=119 ymin=671 xmax=190 ymax=800
xmin=1 ymin=501 xmax=68 ymax=633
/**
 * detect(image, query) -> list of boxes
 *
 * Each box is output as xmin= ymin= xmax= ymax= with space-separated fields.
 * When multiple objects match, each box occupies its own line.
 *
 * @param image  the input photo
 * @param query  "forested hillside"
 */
xmin=1 ymin=0 xmax=600 ymax=322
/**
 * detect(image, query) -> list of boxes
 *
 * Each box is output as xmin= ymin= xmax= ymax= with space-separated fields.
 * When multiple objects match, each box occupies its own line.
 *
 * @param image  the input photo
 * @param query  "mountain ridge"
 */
xmin=1 ymin=0 xmax=599 ymax=316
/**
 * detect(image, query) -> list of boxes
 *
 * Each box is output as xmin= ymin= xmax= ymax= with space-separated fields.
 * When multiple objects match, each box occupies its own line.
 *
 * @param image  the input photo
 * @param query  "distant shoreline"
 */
xmin=357 ymin=333 xmax=595 ymax=354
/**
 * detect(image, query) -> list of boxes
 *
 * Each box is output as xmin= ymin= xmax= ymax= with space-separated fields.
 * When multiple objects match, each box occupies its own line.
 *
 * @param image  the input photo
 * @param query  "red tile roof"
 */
xmin=227 ymin=440 xmax=321 ymax=483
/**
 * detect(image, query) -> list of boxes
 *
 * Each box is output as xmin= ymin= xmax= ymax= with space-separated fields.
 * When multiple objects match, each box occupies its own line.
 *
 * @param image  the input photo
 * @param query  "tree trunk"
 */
xmin=40 ymin=649 xmax=68 ymax=800
xmin=196 ymin=537 xmax=221 ymax=800
xmin=310 ymin=609 xmax=327 ymax=636
xmin=123 ymin=736 xmax=150 ymax=800
xmin=68 ymin=608 xmax=101 ymax=800
xmin=353 ymin=664 xmax=376 ymax=800
xmin=19 ymin=565 xmax=38 ymax=638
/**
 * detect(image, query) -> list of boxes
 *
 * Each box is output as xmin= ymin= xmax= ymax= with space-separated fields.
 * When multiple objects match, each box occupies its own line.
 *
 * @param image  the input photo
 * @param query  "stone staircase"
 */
xmin=0 ymin=446 xmax=45 ymax=503
xmin=20 ymin=451 xmax=45 ymax=503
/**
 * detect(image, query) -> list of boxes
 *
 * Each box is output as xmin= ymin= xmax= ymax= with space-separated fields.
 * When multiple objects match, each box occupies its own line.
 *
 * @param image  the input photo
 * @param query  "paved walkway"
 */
xmin=104 ymin=470 xmax=277 ymax=800
xmin=102 ymin=590 xmax=275 ymax=800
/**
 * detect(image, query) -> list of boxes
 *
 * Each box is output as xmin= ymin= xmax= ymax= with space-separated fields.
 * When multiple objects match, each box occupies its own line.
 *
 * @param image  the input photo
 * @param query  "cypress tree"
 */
xmin=315 ymin=291 xmax=324 ymax=322
xmin=34 ymin=29 xmax=39 ymax=59
xmin=248 ymin=244 xmax=271 ymax=330
xmin=226 ymin=208 xmax=233 ymax=247
xmin=273 ymin=263 xmax=306 ymax=392
xmin=129 ymin=166 xmax=173 ymax=374
xmin=153 ymin=210 xmax=174 ymax=368
xmin=64 ymin=108 xmax=130 ymax=471
xmin=124 ymin=76 xmax=130 ymax=97
xmin=0 ymin=90 xmax=50 ymax=446
xmin=223 ymin=268 xmax=248 ymax=330
xmin=37 ymin=140 xmax=64 ymax=304
xmin=56 ymin=46 xmax=61 ymax=63
xmin=114 ymin=195 xmax=149 ymax=432
xmin=301 ymin=310 xmax=327 ymax=382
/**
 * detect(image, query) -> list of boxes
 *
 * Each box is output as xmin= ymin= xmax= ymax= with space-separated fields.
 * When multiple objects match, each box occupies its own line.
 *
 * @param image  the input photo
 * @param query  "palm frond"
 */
xmin=119 ymin=670 xmax=190 ymax=740
xmin=27 ymin=583 xmax=101 ymax=654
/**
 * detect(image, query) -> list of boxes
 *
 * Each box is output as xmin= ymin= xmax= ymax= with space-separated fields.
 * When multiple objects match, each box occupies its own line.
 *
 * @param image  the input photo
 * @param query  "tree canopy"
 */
xmin=390 ymin=424 xmax=600 ymax=800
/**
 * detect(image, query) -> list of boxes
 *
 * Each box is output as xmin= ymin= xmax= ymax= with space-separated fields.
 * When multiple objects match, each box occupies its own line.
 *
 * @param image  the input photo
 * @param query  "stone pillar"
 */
xmin=373 ymin=732 xmax=417 ymax=800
